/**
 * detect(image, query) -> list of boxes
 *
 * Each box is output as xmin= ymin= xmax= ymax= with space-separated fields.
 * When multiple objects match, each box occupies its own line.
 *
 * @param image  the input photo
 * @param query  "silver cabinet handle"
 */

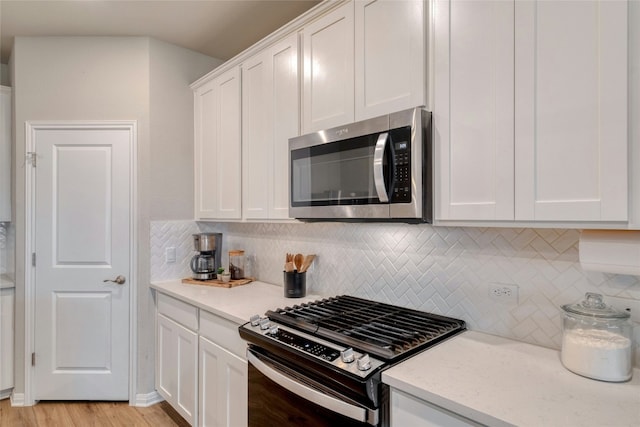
xmin=103 ymin=275 xmax=126 ymax=285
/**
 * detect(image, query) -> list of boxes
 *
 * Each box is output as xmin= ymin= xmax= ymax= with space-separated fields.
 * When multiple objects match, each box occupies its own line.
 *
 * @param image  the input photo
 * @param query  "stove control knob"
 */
xmin=357 ymin=354 xmax=372 ymax=371
xmin=341 ymin=348 xmax=355 ymax=363
xmin=249 ymin=315 xmax=261 ymax=327
xmin=268 ymin=325 xmax=279 ymax=335
xmin=259 ymin=318 xmax=270 ymax=330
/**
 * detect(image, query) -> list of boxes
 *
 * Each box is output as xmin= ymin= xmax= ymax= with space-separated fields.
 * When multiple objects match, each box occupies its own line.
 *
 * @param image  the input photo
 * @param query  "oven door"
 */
xmin=247 ymin=348 xmax=379 ymax=427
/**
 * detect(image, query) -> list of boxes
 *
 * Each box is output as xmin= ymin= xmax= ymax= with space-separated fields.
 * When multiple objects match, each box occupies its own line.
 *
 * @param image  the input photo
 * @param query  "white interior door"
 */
xmin=32 ymin=123 xmax=132 ymax=400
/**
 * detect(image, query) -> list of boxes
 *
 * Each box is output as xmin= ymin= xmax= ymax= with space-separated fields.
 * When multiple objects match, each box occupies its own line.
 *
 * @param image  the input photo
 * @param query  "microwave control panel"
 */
xmin=390 ymin=126 xmax=412 ymax=202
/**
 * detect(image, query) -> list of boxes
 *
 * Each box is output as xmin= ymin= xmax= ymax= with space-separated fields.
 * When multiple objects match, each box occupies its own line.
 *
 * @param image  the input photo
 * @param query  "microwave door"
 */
xmin=373 ymin=132 xmax=389 ymax=203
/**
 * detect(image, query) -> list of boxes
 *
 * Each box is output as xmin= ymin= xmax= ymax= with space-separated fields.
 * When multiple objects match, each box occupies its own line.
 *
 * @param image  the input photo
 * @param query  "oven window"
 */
xmin=248 ymin=364 xmax=371 ymax=427
xmin=291 ymin=134 xmax=386 ymax=206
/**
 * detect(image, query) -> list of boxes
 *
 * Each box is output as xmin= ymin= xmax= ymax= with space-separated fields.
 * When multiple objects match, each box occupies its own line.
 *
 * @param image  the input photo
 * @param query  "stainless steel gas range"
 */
xmin=239 ymin=295 xmax=466 ymax=427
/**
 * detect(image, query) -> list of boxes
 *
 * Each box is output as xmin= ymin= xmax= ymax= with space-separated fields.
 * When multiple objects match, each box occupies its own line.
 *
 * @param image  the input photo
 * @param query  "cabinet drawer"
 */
xmin=157 ymin=293 xmax=198 ymax=331
xmin=199 ymin=310 xmax=247 ymax=359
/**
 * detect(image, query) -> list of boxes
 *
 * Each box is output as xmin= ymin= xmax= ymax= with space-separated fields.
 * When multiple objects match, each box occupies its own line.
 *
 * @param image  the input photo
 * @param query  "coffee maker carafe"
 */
xmin=190 ymin=233 xmax=222 ymax=280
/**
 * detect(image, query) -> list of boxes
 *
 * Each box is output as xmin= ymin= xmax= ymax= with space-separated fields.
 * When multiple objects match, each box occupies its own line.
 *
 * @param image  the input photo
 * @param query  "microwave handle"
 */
xmin=373 ymin=132 xmax=389 ymax=203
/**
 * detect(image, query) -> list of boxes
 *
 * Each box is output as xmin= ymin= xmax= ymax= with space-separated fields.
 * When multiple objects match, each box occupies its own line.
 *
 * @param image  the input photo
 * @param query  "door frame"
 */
xmin=23 ymin=120 xmax=138 ymax=406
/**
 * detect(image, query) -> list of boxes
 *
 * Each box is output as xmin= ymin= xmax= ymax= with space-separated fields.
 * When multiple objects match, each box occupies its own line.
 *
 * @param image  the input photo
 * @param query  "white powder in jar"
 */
xmin=561 ymin=328 xmax=632 ymax=382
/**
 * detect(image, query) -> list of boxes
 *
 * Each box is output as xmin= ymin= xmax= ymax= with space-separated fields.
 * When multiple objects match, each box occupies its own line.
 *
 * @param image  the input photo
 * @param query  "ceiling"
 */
xmin=0 ymin=0 xmax=321 ymax=64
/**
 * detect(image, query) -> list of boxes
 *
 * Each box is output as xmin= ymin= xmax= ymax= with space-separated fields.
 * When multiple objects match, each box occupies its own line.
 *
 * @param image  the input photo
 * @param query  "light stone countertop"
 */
xmin=382 ymin=330 xmax=640 ymax=427
xmin=0 ymin=273 xmax=14 ymax=289
xmin=150 ymin=279 xmax=322 ymax=325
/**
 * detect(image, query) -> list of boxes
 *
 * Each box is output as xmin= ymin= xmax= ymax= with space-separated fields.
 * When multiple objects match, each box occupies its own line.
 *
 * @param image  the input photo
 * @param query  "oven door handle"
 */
xmin=247 ymin=350 xmax=378 ymax=425
xmin=373 ymin=132 xmax=389 ymax=203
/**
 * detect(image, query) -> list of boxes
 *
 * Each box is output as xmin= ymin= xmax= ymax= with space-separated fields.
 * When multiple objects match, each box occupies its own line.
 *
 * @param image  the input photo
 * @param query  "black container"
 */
xmin=283 ymin=271 xmax=306 ymax=298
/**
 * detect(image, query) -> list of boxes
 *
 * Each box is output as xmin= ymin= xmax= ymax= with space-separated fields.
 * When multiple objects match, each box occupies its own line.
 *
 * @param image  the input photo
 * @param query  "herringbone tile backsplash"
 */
xmin=151 ymin=220 xmax=640 ymax=359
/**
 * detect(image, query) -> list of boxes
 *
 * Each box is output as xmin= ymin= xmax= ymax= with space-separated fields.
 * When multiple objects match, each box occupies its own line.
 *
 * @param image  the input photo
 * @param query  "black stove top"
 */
xmin=265 ymin=295 xmax=465 ymax=361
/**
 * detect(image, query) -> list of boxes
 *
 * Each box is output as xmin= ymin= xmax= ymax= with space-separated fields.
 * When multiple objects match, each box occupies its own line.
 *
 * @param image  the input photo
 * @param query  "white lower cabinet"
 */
xmin=198 ymin=309 xmax=248 ymax=427
xmin=199 ymin=337 xmax=248 ymax=427
xmin=0 ymin=287 xmax=14 ymax=396
xmin=156 ymin=292 xmax=247 ymax=427
xmin=390 ymin=389 xmax=481 ymax=427
xmin=156 ymin=314 xmax=198 ymax=425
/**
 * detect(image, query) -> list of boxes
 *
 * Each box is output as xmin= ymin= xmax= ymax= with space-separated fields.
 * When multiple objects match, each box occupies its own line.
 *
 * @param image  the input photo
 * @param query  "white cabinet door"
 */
xmin=434 ymin=0 xmax=515 ymax=221
xmin=390 ymin=389 xmax=481 ymax=427
xmin=242 ymin=51 xmax=271 ymax=219
xmin=514 ymin=0 xmax=628 ymax=221
xmin=302 ymin=2 xmax=355 ymax=133
xmin=0 ymin=87 xmax=11 ymax=222
xmin=242 ymin=33 xmax=299 ymax=220
xmin=194 ymin=67 xmax=242 ymax=220
xmin=157 ymin=314 xmax=198 ymax=426
xmin=199 ymin=336 xmax=248 ymax=427
xmin=0 ymin=288 xmax=14 ymax=393
xmin=355 ymin=0 xmax=426 ymax=121
xmin=270 ymin=35 xmax=300 ymax=219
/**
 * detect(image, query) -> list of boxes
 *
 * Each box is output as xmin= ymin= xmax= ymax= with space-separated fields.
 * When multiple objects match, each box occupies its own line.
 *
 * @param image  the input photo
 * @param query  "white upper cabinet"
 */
xmin=355 ymin=0 xmax=426 ymax=121
xmin=0 ymin=87 xmax=11 ymax=222
xmin=243 ymin=34 xmax=299 ymax=220
xmin=194 ymin=66 xmax=242 ymax=220
xmin=435 ymin=0 xmax=628 ymax=224
xmin=302 ymin=2 xmax=355 ymax=133
xmin=514 ymin=0 xmax=628 ymax=222
xmin=434 ymin=0 xmax=515 ymax=221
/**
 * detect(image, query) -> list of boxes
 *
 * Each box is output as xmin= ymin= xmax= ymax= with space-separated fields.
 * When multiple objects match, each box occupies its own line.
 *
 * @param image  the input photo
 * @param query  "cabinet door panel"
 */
xmin=303 ymin=2 xmax=355 ymax=133
xmin=216 ymin=68 xmax=242 ymax=219
xmin=242 ymin=34 xmax=298 ymax=220
xmin=435 ymin=0 xmax=514 ymax=220
xmin=194 ymin=81 xmax=218 ymax=219
xmin=0 ymin=288 xmax=14 ymax=391
xmin=0 ymin=87 xmax=10 ymax=222
xmin=242 ymin=52 xmax=271 ymax=219
xmin=355 ymin=0 xmax=426 ymax=120
xmin=515 ymin=0 xmax=628 ymax=221
xmin=199 ymin=336 xmax=248 ymax=427
xmin=270 ymin=35 xmax=299 ymax=219
xmin=157 ymin=314 xmax=197 ymax=425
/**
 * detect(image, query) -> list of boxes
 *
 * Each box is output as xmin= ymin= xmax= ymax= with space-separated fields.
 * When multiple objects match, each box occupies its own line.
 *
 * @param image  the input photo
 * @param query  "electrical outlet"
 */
xmin=605 ymin=295 xmax=640 ymax=324
xmin=488 ymin=283 xmax=519 ymax=304
xmin=165 ymin=247 xmax=176 ymax=264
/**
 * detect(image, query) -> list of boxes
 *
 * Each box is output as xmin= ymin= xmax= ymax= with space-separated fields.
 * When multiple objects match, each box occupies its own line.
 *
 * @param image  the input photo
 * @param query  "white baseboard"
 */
xmin=134 ymin=390 xmax=164 ymax=407
xmin=9 ymin=392 xmax=25 ymax=406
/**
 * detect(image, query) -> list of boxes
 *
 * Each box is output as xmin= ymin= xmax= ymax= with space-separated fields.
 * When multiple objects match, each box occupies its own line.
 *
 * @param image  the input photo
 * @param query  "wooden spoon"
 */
xmin=299 ymin=254 xmax=316 ymax=273
xmin=294 ymin=253 xmax=304 ymax=271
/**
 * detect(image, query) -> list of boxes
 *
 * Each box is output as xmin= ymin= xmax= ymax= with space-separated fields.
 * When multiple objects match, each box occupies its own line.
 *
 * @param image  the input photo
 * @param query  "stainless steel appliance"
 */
xmin=289 ymin=107 xmax=432 ymax=222
xmin=190 ymin=233 xmax=222 ymax=280
xmin=239 ymin=295 xmax=465 ymax=426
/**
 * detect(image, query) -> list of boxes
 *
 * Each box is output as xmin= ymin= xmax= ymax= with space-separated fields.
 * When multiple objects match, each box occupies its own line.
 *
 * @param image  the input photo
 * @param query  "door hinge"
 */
xmin=32 ymin=253 xmax=36 ymax=267
xmin=32 ymin=352 xmax=35 ymax=366
xmin=26 ymin=152 xmax=37 ymax=167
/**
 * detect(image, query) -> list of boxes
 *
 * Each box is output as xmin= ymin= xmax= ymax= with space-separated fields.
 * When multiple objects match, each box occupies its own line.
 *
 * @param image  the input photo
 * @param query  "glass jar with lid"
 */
xmin=560 ymin=292 xmax=633 ymax=382
xmin=229 ymin=250 xmax=245 ymax=280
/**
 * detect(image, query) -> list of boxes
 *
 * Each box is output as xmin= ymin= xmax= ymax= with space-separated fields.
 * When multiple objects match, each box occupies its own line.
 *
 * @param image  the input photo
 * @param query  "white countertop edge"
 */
xmin=150 ymin=279 xmax=322 ymax=325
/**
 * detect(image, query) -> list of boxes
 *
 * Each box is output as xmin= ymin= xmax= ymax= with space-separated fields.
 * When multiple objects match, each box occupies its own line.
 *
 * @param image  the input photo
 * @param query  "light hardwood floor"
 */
xmin=0 ymin=399 xmax=190 ymax=427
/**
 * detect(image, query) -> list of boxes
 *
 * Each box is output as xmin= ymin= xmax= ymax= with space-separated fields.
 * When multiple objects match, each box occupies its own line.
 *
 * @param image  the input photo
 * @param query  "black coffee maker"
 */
xmin=190 ymin=233 xmax=222 ymax=280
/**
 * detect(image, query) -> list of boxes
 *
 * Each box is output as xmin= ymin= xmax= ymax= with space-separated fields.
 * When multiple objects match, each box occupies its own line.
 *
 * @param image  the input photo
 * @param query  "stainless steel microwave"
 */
xmin=289 ymin=107 xmax=432 ymax=223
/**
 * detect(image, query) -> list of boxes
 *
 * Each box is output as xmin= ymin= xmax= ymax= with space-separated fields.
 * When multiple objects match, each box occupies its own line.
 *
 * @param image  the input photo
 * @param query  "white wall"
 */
xmin=11 ymin=36 xmax=221 ymax=400
xmin=149 ymin=39 xmax=223 ymax=220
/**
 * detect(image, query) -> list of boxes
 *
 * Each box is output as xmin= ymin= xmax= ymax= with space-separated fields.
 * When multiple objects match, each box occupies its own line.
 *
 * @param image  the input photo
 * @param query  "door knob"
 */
xmin=103 ymin=275 xmax=126 ymax=285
